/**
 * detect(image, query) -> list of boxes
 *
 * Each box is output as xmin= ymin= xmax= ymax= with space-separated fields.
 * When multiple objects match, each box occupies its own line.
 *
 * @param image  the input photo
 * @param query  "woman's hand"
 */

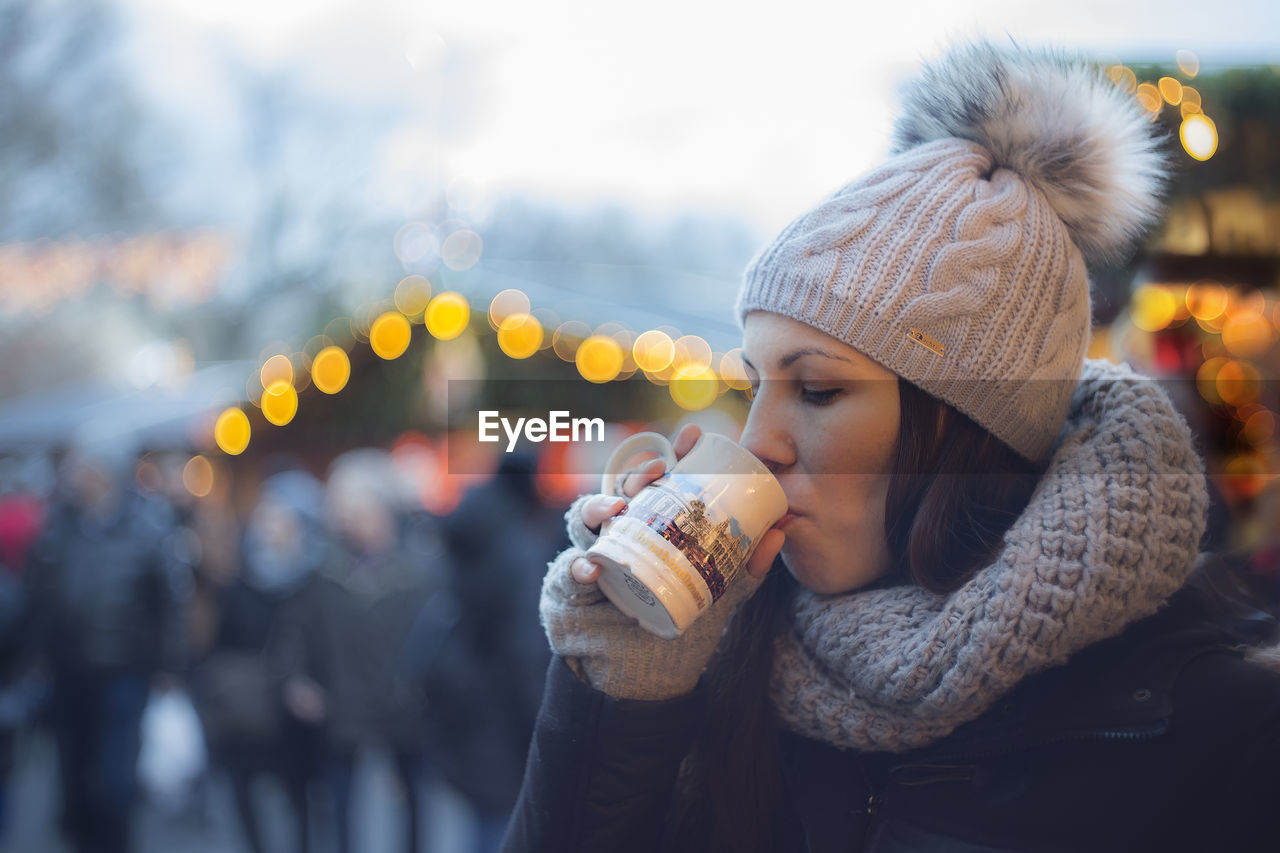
xmin=541 ymin=424 xmax=786 ymax=701
xmin=569 ymin=423 xmax=785 ymax=585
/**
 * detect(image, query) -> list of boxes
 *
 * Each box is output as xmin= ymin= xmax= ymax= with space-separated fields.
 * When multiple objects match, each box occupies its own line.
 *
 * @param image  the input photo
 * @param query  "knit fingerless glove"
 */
xmin=540 ymin=494 xmax=763 ymax=701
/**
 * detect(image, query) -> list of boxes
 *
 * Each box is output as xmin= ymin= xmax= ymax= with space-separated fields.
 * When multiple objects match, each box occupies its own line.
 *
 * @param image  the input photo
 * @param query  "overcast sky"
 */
xmin=122 ymin=0 xmax=1280 ymax=233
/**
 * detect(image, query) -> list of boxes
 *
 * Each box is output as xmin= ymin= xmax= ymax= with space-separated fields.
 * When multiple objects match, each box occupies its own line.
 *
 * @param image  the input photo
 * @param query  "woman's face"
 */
xmin=740 ymin=312 xmax=901 ymax=595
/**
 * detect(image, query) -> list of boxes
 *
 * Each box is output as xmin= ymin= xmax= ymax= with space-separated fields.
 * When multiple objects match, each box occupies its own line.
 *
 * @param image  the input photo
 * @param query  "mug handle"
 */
xmin=600 ymin=431 xmax=679 ymax=497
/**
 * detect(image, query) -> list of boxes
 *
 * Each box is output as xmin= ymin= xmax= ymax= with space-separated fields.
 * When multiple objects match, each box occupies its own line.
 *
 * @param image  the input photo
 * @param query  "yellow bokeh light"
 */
xmin=575 ymin=335 xmax=624 ymax=383
xmin=1176 ymin=49 xmax=1199 ymax=78
xmin=260 ymin=354 xmax=293 ymax=390
xmin=1241 ymin=409 xmax=1276 ymax=447
xmin=261 ymin=382 xmax=299 ymax=426
xmin=552 ymin=321 xmax=591 ymax=362
xmin=1216 ymin=360 xmax=1261 ymax=407
xmin=394 ymin=275 xmax=433 ymax=317
xmin=1180 ymin=114 xmax=1218 ymax=161
xmin=719 ymin=348 xmax=751 ymax=391
xmin=425 ymin=292 xmax=471 ymax=340
xmin=1196 ymin=357 xmax=1228 ymax=405
xmin=1157 ymin=76 xmax=1183 ymax=105
xmin=1131 ymin=285 xmax=1177 ymax=332
xmin=1134 ymin=82 xmax=1162 ymax=115
xmin=182 ymin=455 xmax=214 ymax=498
xmin=497 ymin=313 xmax=544 ymax=359
xmin=672 ymin=335 xmax=712 ymax=372
xmin=1221 ymin=311 xmax=1273 ymax=358
xmin=670 ymin=365 xmax=719 ymax=411
xmin=370 ymin=312 xmax=413 ymax=359
xmin=1223 ymin=453 xmax=1270 ymax=501
xmin=312 ymin=346 xmax=350 ymax=395
xmin=1107 ymin=65 xmax=1137 ymax=94
xmin=214 ymin=408 xmax=251 ymax=455
xmin=1179 ymin=86 xmax=1202 ymax=119
xmin=1185 ymin=281 xmax=1227 ymax=320
xmin=489 ymin=289 xmax=531 ymax=328
xmin=633 ymin=330 xmax=675 ymax=372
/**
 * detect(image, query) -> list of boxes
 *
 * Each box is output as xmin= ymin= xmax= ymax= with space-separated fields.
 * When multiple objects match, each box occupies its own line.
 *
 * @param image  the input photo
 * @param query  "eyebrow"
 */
xmin=741 ymin=347 xmax=855 ymax=372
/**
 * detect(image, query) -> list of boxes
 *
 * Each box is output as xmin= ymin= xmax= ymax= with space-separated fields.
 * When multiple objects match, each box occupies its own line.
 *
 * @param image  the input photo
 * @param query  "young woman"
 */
xmin=504 ymin=41 xmax=1280 ymax=853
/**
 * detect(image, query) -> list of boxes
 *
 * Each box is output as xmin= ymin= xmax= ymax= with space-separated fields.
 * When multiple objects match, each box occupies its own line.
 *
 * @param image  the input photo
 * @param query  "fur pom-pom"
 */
xmin=891 ymin=40 xmax=1167 ymax=265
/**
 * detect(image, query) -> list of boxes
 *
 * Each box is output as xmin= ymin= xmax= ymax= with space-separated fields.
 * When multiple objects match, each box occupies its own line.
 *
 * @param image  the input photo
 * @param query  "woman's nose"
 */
xmin=739 ymin=390 xmax=795 ymax=473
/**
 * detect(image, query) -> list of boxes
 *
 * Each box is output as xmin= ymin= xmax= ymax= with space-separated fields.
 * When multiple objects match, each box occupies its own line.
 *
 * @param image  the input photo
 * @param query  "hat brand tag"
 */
xmin=906 ymin=327 xmax=945 ymax=357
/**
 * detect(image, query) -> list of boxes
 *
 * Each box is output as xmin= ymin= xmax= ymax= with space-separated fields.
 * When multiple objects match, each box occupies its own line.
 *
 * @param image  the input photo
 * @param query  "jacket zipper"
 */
xmin=918 ymin=720 xmax=1170 ymax=765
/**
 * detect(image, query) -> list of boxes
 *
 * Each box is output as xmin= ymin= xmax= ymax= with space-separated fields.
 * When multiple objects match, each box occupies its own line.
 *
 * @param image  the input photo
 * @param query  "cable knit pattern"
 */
xmin=736 ymin=41 xmax=1166 ymax=463
xmin=770 ymin=358 xmax=1208 ymax=752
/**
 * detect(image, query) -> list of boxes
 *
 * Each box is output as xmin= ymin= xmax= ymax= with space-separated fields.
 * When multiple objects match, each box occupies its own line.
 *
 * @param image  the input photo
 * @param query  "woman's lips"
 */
xmin=774 ymin=512 xmax=800 ymax=531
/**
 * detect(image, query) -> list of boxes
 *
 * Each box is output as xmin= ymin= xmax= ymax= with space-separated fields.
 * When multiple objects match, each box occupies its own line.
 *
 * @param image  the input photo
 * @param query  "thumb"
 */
xmin=745 ymin=529 xmax=785 ymax=580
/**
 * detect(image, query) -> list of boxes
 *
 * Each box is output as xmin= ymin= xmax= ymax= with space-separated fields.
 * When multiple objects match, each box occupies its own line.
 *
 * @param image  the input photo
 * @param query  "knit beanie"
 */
xmin=736 ymin=40 xmax=1167 ymax=462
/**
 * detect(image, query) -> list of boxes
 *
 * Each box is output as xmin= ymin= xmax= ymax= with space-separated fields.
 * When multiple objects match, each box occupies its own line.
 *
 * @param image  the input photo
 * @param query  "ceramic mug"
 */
xmin=587 ymin=431 xmax=788 ymax=638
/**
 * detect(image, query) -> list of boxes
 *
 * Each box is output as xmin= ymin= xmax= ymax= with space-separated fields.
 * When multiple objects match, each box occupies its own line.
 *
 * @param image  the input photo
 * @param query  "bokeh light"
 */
xmin=312 ymin=346 xmax=351 ymax=395
xmin=1221 ymin=311 xmax=1273 ymax=359
xmin=441 ymin=229 xmax=483 ymax=271
xmin=1131 ymin=285 xmax=1178 ymax=331
xmin=1180 ymin=114 xmax=1218 ymax=161
xmin=1216 ymin=360 xmax=1262 ymax=407
xmin=497 ymin=313 xmax=544 ymax=359
xmin=394 ymin=222 xmax=437 ymax=265
xmin=633 ymin=330 xmax=675 ymax=372
xmin=489 ymin=289 xmax=531 ymax=328
xmin=1135 ymin=82 xmax=1162 ymax=115
xmin=394 ymin=275 xmax=433 ymax=317
xmin=552 ymin=320 xmax=591 ymax=362
xmin=1180 ymin=86 xmax=1203 ymax=118
xmin=1241 ymin=409 xmax=1276 ymax=447
xmin=214 ymin=408 xmax=251 ymax=455
xmin=182 ymin=455 xmax=214 ymax=498
xmin=1176 ymin=49 xmax=1200 ymax=77
xmin=670 ymin=365 xmax=718 ymax=411
xmin=425 ymin=292 xmax=471 ymax=340
xmin=1107 ymin=65 xmax=1137 ymax=94
xmin=370 ymin=311 xmax=413 ymax=359
xmin=672 ymin=335 xmax=712 ymax=372
xmin=719 ymin=348 xmax=751 ymax=391
xmin=1223 ymin=453 xmax=1270 ymax=501
xmin=261 ymin=382 xmax=299 ymax=426
xmin=1157 ymin=76 xmax=1183 ymax=105
xmin=1197 ymin=357 xmax=1229 ymax=405
xmin=575 ymin=335 xmax=624 ymax=383
xmin=260 ymin=354 xmax=293 ymax=390
xmin=1185 ymin=280 xmax=1227 ymax=320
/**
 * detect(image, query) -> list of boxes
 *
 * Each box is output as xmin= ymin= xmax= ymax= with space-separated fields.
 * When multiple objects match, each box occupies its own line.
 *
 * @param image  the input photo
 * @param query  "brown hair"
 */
xmin=666 ymin=377 xmax=1046 ymax=852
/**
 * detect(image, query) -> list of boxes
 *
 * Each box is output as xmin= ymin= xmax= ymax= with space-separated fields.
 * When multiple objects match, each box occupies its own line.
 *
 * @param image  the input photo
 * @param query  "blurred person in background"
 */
xmin=411 ymin=453 xmax=561 ymax=853
xmin=25 ymin=433 xmax=193 ymax=853
xmin=196 ymin=469 xmax=328 ymax=853
xmin=274 ymin=449 xmax=441 ymax=853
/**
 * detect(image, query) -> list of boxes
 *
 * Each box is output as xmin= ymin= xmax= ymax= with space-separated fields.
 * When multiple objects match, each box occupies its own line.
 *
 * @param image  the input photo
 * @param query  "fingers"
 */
xmin=622 ymin=457 xmax=667 ymax=497
xmin=672 ymin=423 xmax=701 ymax=459
xmin=745 ymin=528 xmax=785 ymax=579
xmin=571 ymin=557 xmax=601 ymax=584
xmin=580 ymin=494 xmax=627 ymax=530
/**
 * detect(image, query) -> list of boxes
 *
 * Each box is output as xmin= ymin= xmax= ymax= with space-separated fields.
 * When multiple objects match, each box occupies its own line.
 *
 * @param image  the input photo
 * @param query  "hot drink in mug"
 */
xmin=588 ymin=431 xmax=788 ymax=638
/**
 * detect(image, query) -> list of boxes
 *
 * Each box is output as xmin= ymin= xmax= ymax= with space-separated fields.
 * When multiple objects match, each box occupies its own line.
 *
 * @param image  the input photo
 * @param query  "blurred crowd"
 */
xmin=0 ymin=437 xmax=567 ymax=853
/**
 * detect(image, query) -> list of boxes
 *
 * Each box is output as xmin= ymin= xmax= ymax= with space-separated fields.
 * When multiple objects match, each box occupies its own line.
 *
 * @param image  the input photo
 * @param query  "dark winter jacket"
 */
xmin=25 ymin=492 xmax=191 ymax=676
xmin=274 ymin=541 xmax=439 ymax=752
xmin=503 ymin=581 xmax=1280 ymax=853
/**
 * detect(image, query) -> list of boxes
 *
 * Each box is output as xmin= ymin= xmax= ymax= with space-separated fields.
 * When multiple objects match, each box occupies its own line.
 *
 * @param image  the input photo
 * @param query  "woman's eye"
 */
xmin=800 ymin=386 xmax=842 ymax=406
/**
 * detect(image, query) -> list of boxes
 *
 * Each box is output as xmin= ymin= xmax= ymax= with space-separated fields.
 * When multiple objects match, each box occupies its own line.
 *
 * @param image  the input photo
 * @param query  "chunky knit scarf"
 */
xmin=770 ymin=358 xmax=1208 ymax=753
